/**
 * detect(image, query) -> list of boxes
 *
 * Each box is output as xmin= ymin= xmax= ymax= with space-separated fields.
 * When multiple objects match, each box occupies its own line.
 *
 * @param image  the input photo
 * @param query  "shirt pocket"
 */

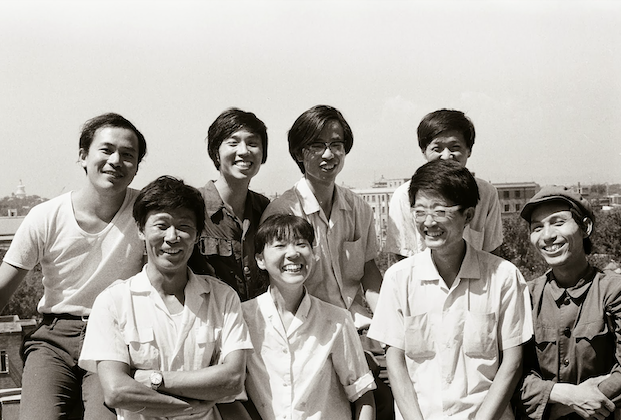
xmin=463 ymin=312 xmax=497 ymax=359
xmin=196 ymin=325 xmax=218 ymax=369
xmin=404 ymin=313 xmax=436 ymax=361
xmin=574 ymin=319 xmax=610 ymax=366
xmin=341 ymin=238 xmax=366 ymax=284
xmin=124 ymin=327 xmax=160 ymax=369
xmin=199 ymin=236 xmax=233 ymax=257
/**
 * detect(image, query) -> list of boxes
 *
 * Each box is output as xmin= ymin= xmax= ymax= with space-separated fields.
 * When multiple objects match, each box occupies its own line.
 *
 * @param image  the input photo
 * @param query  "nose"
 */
xmin=422 ymin=213 xmax=436 ymax=226
xmin=237 ymin=141 xmax=249 ymax=155
xmin=165 ymin=226 xmax=179 ymax=242
xmin=321 ymin=145 xmax=334 ymax=159
xmin=108 ymin=151 xmax=121 ymax=166
xmin=439 ymin=149 xmax=452 ymax=160
xmin=285 ymin=244 xmax=300 ymax=258
xmin=540 ymin=224 xmax=556 ymax=241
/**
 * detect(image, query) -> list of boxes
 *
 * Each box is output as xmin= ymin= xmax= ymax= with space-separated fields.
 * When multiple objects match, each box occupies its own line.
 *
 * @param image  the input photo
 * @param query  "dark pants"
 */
xmin=19 ymin=316 xmax=116 ymax=420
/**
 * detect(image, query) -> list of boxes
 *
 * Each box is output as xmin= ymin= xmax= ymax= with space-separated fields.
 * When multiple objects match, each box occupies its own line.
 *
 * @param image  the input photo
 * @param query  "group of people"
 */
xmin=0 ymin=106 xmax=619 ymax=420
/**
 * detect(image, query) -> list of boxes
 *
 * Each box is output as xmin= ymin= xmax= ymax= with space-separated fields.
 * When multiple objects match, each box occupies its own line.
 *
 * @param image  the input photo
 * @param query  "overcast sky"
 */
xmin=1 ymin=0 xmax=620 ymax=200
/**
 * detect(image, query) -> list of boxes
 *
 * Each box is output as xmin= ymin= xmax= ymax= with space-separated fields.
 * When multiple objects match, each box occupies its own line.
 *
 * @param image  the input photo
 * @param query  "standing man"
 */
xmin=0 ymin=113 xmax=147 ymax=419
xmin=516 ymin=186 xmax=621 ymax=420
xmin=386 ymin=109 xmax=503 ymax=259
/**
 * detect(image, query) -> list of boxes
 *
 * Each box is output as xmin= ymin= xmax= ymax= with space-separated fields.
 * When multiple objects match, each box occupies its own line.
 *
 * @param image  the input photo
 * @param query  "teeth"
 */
xmin=235 ymin=161 xmax=252 ymax=168
xmin=282 ymin=264 xmax=303 ymax=273
xmin=426 ymin=231 xmax=443 ymax=238
xmin=163 ymin=249 xmax=181 ymax=255
xmin=544 ymin=244 xmax=563 ymax=252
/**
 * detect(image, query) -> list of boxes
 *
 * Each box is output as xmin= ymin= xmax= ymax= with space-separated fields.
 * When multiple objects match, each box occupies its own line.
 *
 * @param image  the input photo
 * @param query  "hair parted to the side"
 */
xmin=79 ymin=113 xmax=147 ymax=164
xmin=133 ymin=176 xmax=206 ymax=234
xmin=417 ymin=109 xmax=475 ymax=151
xmin=255 ymin=214 xmax=316 ymax=254
xmin=288 ymin=105 xmax=353 ymax=174
xmin=408 ymin=159 xmax=480 ymax=210
xmin=207 ymin=108 xmax=268 ymax=170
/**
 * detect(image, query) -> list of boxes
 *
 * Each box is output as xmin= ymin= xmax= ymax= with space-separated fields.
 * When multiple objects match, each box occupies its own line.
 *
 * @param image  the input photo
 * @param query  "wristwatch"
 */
xmin=150 ymin=371 xmax=163 ymax=391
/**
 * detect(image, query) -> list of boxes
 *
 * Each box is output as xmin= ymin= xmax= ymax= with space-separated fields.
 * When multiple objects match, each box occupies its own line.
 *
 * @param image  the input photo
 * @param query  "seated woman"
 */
xmin=79 ymin=176 xmax=253 ymax=420
xmin=188 ymin=108 xmax=270 ymax=302
xmin=516 ymin=186 xmax=621 ymax=420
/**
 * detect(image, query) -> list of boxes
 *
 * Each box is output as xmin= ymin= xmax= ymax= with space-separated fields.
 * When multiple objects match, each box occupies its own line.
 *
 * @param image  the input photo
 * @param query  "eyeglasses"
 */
xmin=412 ymin=205 xmax=461 ymax=222
xmin=305 ymin=141 xmax=346 ymax=155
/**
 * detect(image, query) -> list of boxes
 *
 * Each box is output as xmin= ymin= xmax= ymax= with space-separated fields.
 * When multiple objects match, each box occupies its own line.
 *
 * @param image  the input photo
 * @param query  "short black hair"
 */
xmin=409 ymin=159 xmax=479 ymax=210
xmin=79 ymin=113 xmax=147 ymax=164
xmin=417 ymin=109 xmax=475 ymax=151
xmin=133 ymin=176 xmax=206 ymax=234
xmin=255 ymin=214 xmax=315 ymax=254
xmin=288 ymin=105 xmax=353 ymax=174
xmin=207 ymin=108 xmax=268 ymax=170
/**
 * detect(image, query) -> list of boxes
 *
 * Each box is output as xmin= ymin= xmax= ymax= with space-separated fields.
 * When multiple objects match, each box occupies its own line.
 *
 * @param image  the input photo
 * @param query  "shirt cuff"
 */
xmin=343 ymin=371 xmax=377 ymax=402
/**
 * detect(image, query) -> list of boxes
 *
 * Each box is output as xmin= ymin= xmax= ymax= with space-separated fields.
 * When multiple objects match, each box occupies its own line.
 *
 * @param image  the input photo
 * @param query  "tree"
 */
xmin=497 ymin=214 xmax=549 ymax=280
xmin=0 ymin=249 xmax=44 ymax=319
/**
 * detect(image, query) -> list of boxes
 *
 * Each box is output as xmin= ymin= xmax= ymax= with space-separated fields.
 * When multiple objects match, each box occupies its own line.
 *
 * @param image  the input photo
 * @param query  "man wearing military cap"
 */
xmin=516 ymin=185 xmax=621 ymax=420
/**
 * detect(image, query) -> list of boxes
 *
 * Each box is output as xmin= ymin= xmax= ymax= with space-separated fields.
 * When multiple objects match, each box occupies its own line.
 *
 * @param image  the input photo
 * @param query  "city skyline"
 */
xmin=1 ymin=0 xmax=620 ymax=200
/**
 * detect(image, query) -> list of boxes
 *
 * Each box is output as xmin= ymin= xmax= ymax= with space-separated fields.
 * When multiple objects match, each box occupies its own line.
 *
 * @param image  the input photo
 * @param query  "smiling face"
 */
xmin=529 ymin=201 xmax=591 ymax=271
xmin=217 ymin=129 xmax=263 ymax=183
xmin=422 ymin=130 xmax=471 ymax=167
xmin=413 ymin=190 xmax=473 ymax=254
xmin=256 ymin=237 xmax=314 ymax=291
xmin=299 ymin=120 xmax=346 ymax=188
xmin=139 ymin=208 xmax=199 ymax=276
xmin=79 ymin=126 xmax=140 ymax=195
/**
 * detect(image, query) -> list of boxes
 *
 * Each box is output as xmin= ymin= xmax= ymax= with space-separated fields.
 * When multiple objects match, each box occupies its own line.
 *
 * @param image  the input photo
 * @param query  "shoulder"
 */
xmin=474 ymin=177 xmax=498 ymax=197
xmin=263 ymin=187 xmax=302 ymax=217
xmin=393 ymin=181 xmax=410 ymax=199
xmin=248 ymin=189 xmax=270 ymax=210
xmin=27 ymin=192 xmax=70 ymax=217
xmin=596 ymin=269 xmax=621 ymax=295
xmin=471 ymin=247 xmax=524 ymax=282
xmin=310 ymin=295 xmax=351 ymax=323
xmin=336 ymin=184 xmax=372 ymax=213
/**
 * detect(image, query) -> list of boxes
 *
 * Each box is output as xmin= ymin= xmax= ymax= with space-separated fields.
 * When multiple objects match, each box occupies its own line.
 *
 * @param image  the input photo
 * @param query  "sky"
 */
xmin=1 ymin=0 xmax=620 ymax=200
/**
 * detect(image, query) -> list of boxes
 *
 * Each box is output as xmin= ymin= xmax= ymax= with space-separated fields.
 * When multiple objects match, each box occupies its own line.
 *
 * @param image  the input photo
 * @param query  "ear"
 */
xmin=137 ymin=222 xmax=145 ymax=241
xmin=78 ymin=148 xmax=88 ymax=168
xmin=463 ymin=207 xmax=475 ymax=225
xmin=255 ymin=252 xmax=266 ymax=271
xmin=466 ymin=147 xmax=472 ymax=158
xmin=582 ymin=217 xmax=594 ymax=237
xmin=294 ymin=149 xmax=304 ymax=163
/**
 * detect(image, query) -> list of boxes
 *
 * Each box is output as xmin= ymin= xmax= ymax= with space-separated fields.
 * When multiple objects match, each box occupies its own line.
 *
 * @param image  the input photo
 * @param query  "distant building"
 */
xmin=495 ymin=182 xmax=539 ymax=217
xmin=352 ymin=177 xmax=408 ymax=249
xmin=14 ymin=181 xmax=26 ymax=200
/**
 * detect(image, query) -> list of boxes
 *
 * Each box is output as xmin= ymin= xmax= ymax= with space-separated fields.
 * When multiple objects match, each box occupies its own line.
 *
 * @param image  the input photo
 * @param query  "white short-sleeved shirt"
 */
xmin=385 ymin=178 xmax=503 ymax=256
xmin=368 ymin=244 xmax=533 ymax=420
xmin=261 ymin=178 xmax=377 ymax=327
xmin=3 ymin=189 xmax=144 ymax=316
xmin=79 ymin=266 xmax=253 ymax=420
xmin=242 ymin=289 xmax=376 ymax=420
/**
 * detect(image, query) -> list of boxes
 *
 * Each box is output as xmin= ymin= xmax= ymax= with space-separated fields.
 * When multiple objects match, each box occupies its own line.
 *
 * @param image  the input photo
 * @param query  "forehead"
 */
xmin=317 ymin=120 xmax=344 ymax=140
xmin=428 ymin=130 xmax=468 ymax=148
xmin=529 ymin=201 xmax=573 ymax=223
xmin=91 ymin=126 xmax=139 ymax=150
xmin=146 ymin=207 xmax=198 ymax=224
xmin=414 ymin=190 xmax=453 ymax=207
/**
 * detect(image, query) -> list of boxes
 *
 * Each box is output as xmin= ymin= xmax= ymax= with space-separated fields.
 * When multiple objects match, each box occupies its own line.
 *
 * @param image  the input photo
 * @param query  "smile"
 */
xmin=282 ymin=264 xmax=303 ymax=273
xmin=162 ymin=249 xmax=182 ymax=255
xmin=234 ymin=161 xmax=253 ymax=169
xmin=542 ymin=243 xmax=565 ymax=253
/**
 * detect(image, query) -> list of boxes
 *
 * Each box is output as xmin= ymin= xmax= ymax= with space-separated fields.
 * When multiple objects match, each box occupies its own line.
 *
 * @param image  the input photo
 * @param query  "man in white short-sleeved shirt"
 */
xmin=369 ymin=160 xmax=532 ymax=420
xmin=385 ymin=109 xmax=502 ymax=258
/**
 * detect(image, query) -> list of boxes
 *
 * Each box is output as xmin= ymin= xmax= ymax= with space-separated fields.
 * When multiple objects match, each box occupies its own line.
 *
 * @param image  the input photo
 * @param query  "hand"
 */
xmin=132 ymin=369 xmax=153 ymax=388
xmin=565 ymin=377 xmax=615 ymax=420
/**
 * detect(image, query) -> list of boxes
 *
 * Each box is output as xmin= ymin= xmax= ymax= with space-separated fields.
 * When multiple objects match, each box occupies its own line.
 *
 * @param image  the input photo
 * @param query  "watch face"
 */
xmin=150 ymin=371 xmax=163 ymax=389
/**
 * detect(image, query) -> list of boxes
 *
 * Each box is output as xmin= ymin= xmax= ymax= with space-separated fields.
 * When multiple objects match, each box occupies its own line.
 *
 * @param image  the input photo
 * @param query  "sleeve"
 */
xmin=332 ymin=311 xmax=377 ymax=402
xmin=3 ymin=207 xmax=44 ymax=270
xmin=218 ymin=289 xmax=253 ymax=363
xmin=367 ymin=266 xmax=406 ymax=349
xmin=385 ymin=185 xmax=419 ymax=257
xmin=515 ymin=338 xmax=555 ymax=420
xmin=498 ymin=264 xmax=533 ymax=350
xmin=481 ymin=183 xmax=504 ymax=253
xmin=78 ymin=288 xmax=130 ymax=373
xmin=597 ymin=275 xmax=621 ymax=405
xmin=361 ymin=200 xmax=378 ymax=262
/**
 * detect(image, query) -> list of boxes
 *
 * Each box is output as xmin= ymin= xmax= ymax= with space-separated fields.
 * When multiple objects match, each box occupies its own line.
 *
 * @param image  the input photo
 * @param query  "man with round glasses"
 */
xmin=369 ymin=159 xmax=532 ymax=420
xmin=261 ymin=104 xmax=392 ymax=419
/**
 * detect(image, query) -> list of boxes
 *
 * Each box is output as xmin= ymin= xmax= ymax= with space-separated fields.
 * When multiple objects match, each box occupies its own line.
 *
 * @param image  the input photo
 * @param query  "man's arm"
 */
xmin=98 ymin=360 xmax=214 ymax=417
xmin=0 ymin=262 xmax=29 ymax=311
xmin=386 ymin=346 xmax=424 ymax=420
xmin=476 ymin=345 xmax=523 ymax=420
xmin=353 ymin=390 xmax=376 ymax=420
xmin=361 ymin=259 xmax=382 ymax=313
xmin=549 ymin=376 xmax=615 ymax=420
xmin=133 ymin=349 xmax=247 ymax=401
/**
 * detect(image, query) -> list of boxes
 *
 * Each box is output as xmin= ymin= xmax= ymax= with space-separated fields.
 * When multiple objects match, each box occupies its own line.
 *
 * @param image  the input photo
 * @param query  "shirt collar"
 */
xmin=260 ymin=286 xmax=312 ymax=320
xmin=547 ymin=265 xmax=597 ymax=302
xmin=414 ymin=242 xmax=481 ymax=285
xmin=295 ymin=177 xmax=352 ymax=216
xmin=202 ymin=180 xmax=225 ymax=218
xmin=128 ymin=265 xmax=212 ymax=298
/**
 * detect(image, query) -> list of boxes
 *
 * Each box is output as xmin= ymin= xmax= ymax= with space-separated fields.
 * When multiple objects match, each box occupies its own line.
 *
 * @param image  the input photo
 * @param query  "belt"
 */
xmin=42 ymin=313 xmax=89 ymax=322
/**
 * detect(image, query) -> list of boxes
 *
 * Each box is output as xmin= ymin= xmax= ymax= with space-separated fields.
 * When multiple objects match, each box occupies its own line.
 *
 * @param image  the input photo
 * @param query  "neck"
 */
xmin=73 ymin=184 xmax=127 ymax=223
xmin=431 ymin=240 xmax=467 ymax=289
xmin=270 ymin=284 xmax=305 ymax=316
xmin=552 ymin=259 xmax=591 ymax=288
xmin=214 ymin=176 xmax=249 ymax=219
xmin=146 ymin=263 xmax=188 ymax=304
xmin=305 ymin=177 xmax=335 ymax=218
